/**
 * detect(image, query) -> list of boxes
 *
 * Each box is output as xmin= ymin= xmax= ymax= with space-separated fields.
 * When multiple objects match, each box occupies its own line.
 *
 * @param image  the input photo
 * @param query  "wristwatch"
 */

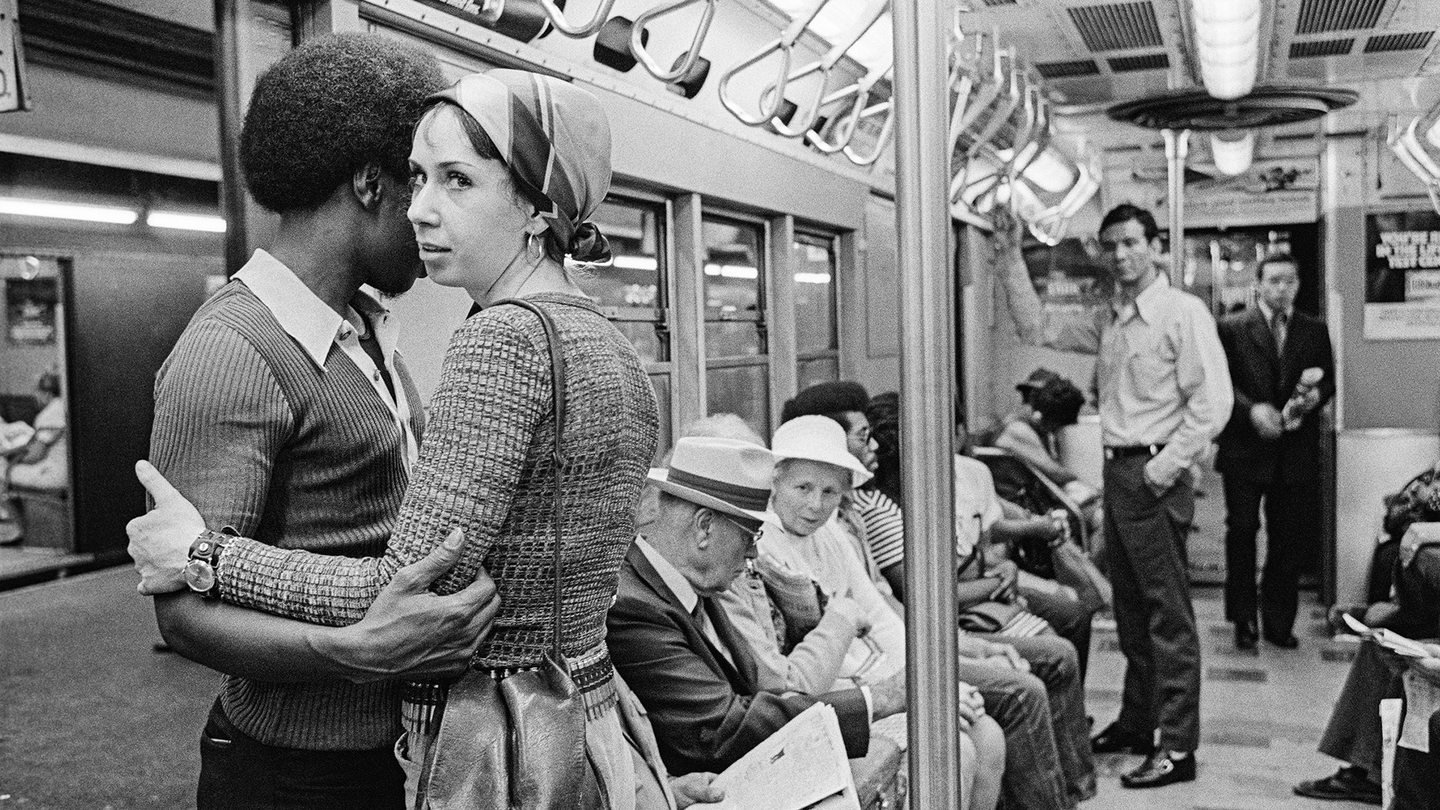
xmin=184 ymin=530 xmax=233 ymax=598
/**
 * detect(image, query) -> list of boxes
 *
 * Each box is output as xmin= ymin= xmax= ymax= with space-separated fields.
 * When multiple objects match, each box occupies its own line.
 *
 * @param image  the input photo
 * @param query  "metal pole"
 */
xmin=215 ymin=0 xmax=249 ymax=275
xmin=1164 ymin=128 xmax=1189 ymax=284
xmin=892 ymin=0 xmax=963 ymax=807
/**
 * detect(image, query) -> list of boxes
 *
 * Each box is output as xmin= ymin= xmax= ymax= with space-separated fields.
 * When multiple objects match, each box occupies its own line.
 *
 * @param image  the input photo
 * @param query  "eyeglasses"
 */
xmin=714 ymin=512 xmax=764 ymax=545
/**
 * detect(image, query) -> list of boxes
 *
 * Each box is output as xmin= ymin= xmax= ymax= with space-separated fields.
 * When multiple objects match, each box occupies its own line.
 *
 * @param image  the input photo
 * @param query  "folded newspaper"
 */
xmin=1342 ymin=613 xmax=1433 ymax=659
xmin=707 ymin=702 xmax=860 ymax=810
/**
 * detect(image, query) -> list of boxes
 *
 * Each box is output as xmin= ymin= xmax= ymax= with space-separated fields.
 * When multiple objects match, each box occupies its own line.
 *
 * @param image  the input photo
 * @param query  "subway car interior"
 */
xmin=4 ymin=0 xmax=1440 ymax=807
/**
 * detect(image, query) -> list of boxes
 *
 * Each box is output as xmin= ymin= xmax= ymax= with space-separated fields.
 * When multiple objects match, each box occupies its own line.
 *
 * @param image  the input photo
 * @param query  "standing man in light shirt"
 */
xmin=998 ymin=203 xmax=1234 ymax=789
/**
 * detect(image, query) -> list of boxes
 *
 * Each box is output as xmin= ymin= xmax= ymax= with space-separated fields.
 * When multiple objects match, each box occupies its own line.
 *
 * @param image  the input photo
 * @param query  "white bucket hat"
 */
xmin=770 ymin=415 xmax=874 ymax=488
xmin=648 ymin=437 xmax=779 ymax=524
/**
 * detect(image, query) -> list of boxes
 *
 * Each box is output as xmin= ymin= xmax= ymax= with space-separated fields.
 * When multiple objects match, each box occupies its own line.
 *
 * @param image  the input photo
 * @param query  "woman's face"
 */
xmin=407 ymin=107 xmax=535 ymax=299
xmin=772 ymin=459 xmax=850 ymax=538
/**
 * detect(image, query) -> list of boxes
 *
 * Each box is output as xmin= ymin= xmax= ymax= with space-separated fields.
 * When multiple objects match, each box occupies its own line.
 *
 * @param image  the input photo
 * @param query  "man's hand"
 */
xmin=981 ymin=640 xmax=1030 ymax=673
xmin=323 ymin=529 xmax=501 ymax=683
xmin=1249 ymin=403 xmax=1283 ymax=440
xmin=1142 ymin=458 xmax=1175 ymax=498
xmin=825 ymin=594 xmax=873 ymax=636
xmin=128 ymin=460 xmax=206 ymax=595
xmin=1413 ymin=644 xmax=1440 ymax=686
xmin=670 ymin=772 xmax=724 ymax=808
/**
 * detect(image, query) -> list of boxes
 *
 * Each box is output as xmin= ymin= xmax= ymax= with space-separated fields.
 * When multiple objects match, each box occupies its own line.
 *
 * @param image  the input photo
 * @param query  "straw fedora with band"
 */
xmin=770 ymin=415 xmax=873 ymax=489
xmin=648 ymin=437 xmax=778 ymax=525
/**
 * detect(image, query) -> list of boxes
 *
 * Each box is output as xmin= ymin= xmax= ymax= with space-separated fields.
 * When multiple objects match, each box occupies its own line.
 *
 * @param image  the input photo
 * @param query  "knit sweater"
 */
xmin=216 ymin=293 xmax=659 ymax=670
xmin=150 ymin=281 xmax=423 ymax=750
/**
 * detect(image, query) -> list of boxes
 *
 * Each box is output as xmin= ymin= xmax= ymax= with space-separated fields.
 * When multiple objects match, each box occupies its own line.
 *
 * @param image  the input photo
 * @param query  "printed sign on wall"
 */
xmin=5 ymin=277 xmax=57 ymax=345
xmin=1365 ymin=210 xmax=1440 ymax=340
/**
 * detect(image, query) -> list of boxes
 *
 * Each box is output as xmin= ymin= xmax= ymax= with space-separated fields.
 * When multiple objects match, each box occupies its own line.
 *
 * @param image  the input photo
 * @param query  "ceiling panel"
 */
xmin=1295 ymin=0 xmax=1387 ymax=35
xmin=1066 ymin=2 xmax=1165 ymax=52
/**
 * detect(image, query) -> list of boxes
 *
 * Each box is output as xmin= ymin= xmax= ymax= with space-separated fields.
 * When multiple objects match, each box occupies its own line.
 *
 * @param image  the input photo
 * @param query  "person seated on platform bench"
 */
xmin=1 ymin=369 xmax=68 ymax=547
xmin=607 ymin=436 xmax=916 ymax=780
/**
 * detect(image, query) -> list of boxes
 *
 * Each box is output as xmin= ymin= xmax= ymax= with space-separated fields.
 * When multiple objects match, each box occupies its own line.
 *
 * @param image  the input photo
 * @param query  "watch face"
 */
xmin=184 ymin=559 xmax=216 ymax=594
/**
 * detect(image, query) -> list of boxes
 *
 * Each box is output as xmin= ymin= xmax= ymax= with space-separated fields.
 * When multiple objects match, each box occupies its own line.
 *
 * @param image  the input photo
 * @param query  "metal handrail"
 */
xmin=805 ymin=58 xmax=893 ymax=153
xmin=947 ymin=32 xmax=1004 ymax=158
xmin=762 ymin=0 xmax=890 ymax=138
xmin=534 ymin=0 xmax=616 ymax=37
xmin=842 ymin=98 xmax=896 ymax=165
xmin=1388 ymin=115 xmax=1440 ymax=215
xmin=630 ymin=0 xmax=718 ymax=83
xmin=965 ymin=48 xmax=1021 ymax=158
xmin=717 ymin=0 xmax=834 ymax=126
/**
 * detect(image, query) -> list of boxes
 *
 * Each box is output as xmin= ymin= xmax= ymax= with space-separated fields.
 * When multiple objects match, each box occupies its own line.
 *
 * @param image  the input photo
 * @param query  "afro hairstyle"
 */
xmin=1029 ymin=376 xmax=1085 ymax=428
xmin=780 ymin=381 xmax=871 ymax=429
xmin=865 ymin=391 xmax=902 ymax=506
xmin=239 ymin=34 xmax=446 ymax=213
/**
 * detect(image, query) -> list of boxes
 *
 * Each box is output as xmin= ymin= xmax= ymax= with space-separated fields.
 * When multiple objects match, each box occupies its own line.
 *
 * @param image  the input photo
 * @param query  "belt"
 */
xmin=1104 ymin=444 xmax=1165 ymax=460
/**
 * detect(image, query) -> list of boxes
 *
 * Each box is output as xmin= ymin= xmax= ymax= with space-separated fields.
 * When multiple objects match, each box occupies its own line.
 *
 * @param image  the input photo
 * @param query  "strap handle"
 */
xmin=493 ymin=298 xmax=568 ymax=664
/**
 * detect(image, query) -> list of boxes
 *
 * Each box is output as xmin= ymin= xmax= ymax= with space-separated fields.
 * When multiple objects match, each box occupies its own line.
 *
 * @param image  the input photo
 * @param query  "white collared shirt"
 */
xmin=634 ymin=537 xmax=734 ymax=666
xmin=234 ymin=250 xmax=419 ymax=469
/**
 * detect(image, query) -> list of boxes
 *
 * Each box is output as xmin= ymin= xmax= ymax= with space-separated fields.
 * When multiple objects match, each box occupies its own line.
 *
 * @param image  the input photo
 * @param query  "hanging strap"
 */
xmin=493 ymin=298 xmax=568 ymax=664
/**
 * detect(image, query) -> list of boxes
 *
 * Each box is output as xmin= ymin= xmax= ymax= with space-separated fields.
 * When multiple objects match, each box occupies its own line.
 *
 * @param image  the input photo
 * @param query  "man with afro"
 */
xmin=133 ymin=35 xmax=499 ymax=809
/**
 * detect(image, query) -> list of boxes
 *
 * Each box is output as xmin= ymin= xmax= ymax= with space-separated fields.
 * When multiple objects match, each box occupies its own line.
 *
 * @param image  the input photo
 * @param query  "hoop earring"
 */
xmin=527 ymin=232 xmax=543 ymax=261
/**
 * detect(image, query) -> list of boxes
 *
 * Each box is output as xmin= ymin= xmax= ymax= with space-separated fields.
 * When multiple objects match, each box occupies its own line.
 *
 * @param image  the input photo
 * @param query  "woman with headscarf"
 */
xmin=129 ymin=71 xmax=693 ymax=808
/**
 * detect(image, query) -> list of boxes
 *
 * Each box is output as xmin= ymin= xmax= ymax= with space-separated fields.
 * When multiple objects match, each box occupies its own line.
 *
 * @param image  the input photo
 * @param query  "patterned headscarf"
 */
xmin=428 ymin=70 xmax=612 ymax=263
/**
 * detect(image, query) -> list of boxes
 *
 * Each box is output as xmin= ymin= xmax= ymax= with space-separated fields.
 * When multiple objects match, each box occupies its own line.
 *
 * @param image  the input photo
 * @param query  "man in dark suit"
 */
xmin=607 ymin=436 xmax=908 ymax=776
xmin=1217 ymin=253 xmax=1335 ymax=650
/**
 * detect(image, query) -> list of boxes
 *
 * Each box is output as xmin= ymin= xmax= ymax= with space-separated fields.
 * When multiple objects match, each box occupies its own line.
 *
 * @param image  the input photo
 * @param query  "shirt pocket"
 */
xmin=1125 ymin=331 xmax=1176 ymax=399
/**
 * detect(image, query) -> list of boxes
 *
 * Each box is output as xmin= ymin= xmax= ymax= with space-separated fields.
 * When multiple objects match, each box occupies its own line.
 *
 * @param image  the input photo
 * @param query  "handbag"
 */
xmin=419 ymin=298 xmax=604 ymax=810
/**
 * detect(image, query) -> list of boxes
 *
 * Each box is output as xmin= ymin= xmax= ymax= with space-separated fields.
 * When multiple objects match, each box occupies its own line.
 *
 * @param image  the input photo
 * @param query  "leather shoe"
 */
xmin=1121 ymin=751 xmax=1196 ymax=788
xmin=1265 ymin=631 xmax=1300 ymax=649
xmin=1090 ymin=722 xmax=1155 ymax=755
xmin=1293 ymin=767 xmax=1381 ymax=805
xmin=1234 ymin=620 xmax=1258 ymax=651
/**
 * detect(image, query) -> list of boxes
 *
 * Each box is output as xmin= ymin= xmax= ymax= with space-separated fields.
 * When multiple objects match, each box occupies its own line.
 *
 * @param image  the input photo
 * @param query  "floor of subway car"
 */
xmin=0 ymin=567 xmax=1375 ymax=810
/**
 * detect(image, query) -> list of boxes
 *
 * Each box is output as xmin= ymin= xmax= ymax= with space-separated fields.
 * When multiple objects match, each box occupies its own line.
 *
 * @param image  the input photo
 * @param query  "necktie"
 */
xmin=1271 ymin=309 xmax=1288 ymax=356
xmin=693 ymin=598 xmax=735 ymax=668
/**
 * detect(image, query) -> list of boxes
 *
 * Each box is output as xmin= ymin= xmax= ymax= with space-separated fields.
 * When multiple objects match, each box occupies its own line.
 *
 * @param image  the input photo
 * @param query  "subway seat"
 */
xmin=849 ymin=736 xmax=906 ymax=809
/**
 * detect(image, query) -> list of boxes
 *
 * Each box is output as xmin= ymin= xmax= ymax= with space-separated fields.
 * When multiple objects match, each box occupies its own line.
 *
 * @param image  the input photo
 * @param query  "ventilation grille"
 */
xmin=1289 ymin=38 xmax=1354 ymax=58
xmin=1036 ymin=59 xmax=1101 ymax=78
xmin=1067 ymin=2 xmax=1164 ymax=52
xmin=980 ymin=0 xmax=1018 ymax=6
xmin=1296 ymin=0 xmax=1386 ymax=34
xmin=1365 ymin=32 xmax=1435 ymax=53
xmin=1108 ymin=53 xmax=1169 ymax=71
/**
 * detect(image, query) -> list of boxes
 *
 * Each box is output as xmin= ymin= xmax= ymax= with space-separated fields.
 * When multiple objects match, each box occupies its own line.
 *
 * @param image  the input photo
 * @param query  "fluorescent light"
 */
xmin=0 ymin=196 xmax=138 ymax=224
xmin=1210 ymin=131 xmax=1254 ymax=175
xmin=612 ymin=254 xmax=659 ymax=271
xmin=795 ymin=272 xmax=833 ymax=284
xmin=1192 ymin=0 xmax=1259 ymax=100
xmin=703 ymin=263 xmax=759 ymax=279
xmin=147 ymin=211 xmax=227 ymax=232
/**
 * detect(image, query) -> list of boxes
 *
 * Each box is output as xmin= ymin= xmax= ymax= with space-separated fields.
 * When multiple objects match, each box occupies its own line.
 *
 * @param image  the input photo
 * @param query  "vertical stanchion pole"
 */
xmin=216 ymin=0 xmax=249 ymax=276
xmin=1165 ymin=128 xmax=1189 ymax=285
xmin=892 ymin=1 xmax=962 ymax=807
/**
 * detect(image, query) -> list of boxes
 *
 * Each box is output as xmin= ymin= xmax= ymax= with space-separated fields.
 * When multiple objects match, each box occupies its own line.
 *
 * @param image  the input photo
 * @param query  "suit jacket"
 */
xmin=1216 ymin=306 xmax=1335 ymax=483
xmin=607 ymin=543 xmax=872 ymax=776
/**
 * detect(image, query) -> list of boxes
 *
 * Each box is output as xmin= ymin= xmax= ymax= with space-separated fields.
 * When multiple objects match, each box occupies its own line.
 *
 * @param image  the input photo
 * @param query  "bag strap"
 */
xmin=493 ymin=298 xmax=567 ymax=664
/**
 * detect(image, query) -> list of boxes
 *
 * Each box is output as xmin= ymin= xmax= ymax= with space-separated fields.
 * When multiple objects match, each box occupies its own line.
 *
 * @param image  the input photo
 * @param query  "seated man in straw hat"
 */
xmin=608 ymin=437 xmax=924 ymax=778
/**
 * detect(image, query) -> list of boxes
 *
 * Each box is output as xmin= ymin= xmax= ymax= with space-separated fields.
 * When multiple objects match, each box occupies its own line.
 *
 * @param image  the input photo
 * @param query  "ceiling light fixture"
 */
xmin=1210 ymin=130 xmax=1255 ymax=175
xmin=147 ymin=211 xmax=227 ymax=232
xmin=0 ymin=196 xmax=138 ymax=224
xmin=1191 ymin=0 xmax=1260 ymax=100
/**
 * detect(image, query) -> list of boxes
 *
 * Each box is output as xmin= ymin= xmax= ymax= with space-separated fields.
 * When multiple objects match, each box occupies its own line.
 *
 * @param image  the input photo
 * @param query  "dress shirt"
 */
xmin=234 ymin=250 xmax=419 ymax=469
xmin=633 ymin=537 xmax=733 ymax=666
xmin=1035 ymin=274 xmax=1233 ymax=488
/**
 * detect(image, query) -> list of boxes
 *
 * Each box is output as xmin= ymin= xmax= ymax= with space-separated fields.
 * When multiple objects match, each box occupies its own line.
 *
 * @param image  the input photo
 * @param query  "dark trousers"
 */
xmin=1104 ymin=454 xmax=1201 ymax=752
xmin=197 ymin=699 xmax=405 ymax=810
xmin=1318 ymin=641 xmax=1405 ymax=779
xmin=1222 ymin=473 xmax=1319 ymax=636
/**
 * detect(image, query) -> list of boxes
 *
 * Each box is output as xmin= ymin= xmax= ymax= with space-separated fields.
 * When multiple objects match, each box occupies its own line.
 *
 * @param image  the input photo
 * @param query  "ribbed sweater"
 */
xmin=216 ymin=294 xmax=659 ymax=669
xmin=150 ymin=281 xmax=422 ymax=750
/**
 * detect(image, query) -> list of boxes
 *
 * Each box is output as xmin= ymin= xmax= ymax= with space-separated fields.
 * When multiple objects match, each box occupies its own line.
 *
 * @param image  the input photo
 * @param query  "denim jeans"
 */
xmin=197 ymin=699 xmax=405 ymax=810
xmin=959 ymin=634 xmax=1096 ymax=810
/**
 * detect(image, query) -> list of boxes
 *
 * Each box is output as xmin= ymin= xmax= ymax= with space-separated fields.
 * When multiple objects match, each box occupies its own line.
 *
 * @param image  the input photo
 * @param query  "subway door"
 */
xmin=66 ymin=253 xmax=221 ymax=560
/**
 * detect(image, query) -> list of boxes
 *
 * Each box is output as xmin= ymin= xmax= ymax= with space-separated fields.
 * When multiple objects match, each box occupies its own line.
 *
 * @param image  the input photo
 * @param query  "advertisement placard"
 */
xmin=1364 ymin=211 xmax=1440 ymax=340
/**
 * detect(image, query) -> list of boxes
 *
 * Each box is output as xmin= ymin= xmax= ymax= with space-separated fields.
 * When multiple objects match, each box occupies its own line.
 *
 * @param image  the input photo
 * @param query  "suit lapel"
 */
xmin=1245 ymin=308 xmax=1284 ymax=395
xmin=704 ymin=598 xmax=758 ymax=692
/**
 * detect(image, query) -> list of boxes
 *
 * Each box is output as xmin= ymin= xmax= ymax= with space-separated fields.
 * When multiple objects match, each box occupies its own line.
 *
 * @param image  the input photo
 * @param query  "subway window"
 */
xmin=793 ymin=231 xmax=840 ymax=390
xmin=701 ymin=214 xmax=770 ymax=438
xmin=579 ymin=194 xmax=675 ymax=452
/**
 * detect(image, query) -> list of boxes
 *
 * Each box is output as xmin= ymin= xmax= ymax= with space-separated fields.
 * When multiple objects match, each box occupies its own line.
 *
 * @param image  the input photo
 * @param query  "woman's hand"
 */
xmin=127 ymin=460 xmax=206 ymax=595
xmin=987 ymin=559 xmax=1019 ymax=602
xmin=956 ymin=681 xmax=986 ymax=731
xmin=825 ymin=594 xmax=873 ymax=636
